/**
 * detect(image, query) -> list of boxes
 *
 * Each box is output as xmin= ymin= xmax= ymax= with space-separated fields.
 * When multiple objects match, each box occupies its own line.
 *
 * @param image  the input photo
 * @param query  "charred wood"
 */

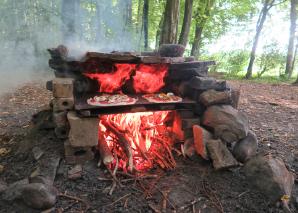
xmin=98 ymin=133 xmax=114 ymax=165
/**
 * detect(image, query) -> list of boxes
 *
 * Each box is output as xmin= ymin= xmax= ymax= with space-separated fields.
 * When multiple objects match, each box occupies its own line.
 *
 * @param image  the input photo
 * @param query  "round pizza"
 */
xmin=142 ymin=93 xmax=182 ymax=103
xmin=87 ymin=94 xmax=138 ymax=106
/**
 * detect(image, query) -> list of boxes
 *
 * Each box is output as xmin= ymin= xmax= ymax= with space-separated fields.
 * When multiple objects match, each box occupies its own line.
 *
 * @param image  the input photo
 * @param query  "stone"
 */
xmin=199 ymin=89 xmax=232 ymax=106
xmin=67 ymin=111 xmax=99 ymax=147
xmin=1 ymin=178 xmax=29 ymax=201
xmin=0 ymin=164 xmax=4 ymax=173
xmin=21 ymin=183 xmax=58 ymax=210
xmin=54 ymin=126 xmax=69 ymax=139
xmin=202 ymin=105 xmax=249 ymax=143
xmin=183 ymin=138 xmax=196 ymax=158
xmin=181 ymin=118 xmax=200 ymax=130
xmin=52 ymin=77 xmax=74 ymax=98
xmin=32 ymin=147 xmax=44 ymax=160
xmin=206 ymin=139 xmax=239 ymax=170
xmin=177 ymin=110 xmax=195 ymax=119
xmin=244 ymin=155 xmax=295 ymax=203
xmin=193 ymin=125 xmax=212 ymax=160
xmin=159 ymin=44 xmax=185 ymax=57
xmin=169 ymin=68 xmax=208 ymax=80
xmin=29 ymin=154 xmax=61 ymax=185
xmin=0 ymin=180 xmax=8 ymax=193
xmin=188 ymin=76 xmax=227 ymax=91
xmin=232 ymin=131 xmax=258 ymax=163
xmin=64 ymin=141 xmax=94 ymax=165
xmin=68 ymin=164 xmax=83 ymax=180
xmin=231 ymin=88 xmax=241 ymax=109
xmin=52 ymin=97 xmax=74 ymax=112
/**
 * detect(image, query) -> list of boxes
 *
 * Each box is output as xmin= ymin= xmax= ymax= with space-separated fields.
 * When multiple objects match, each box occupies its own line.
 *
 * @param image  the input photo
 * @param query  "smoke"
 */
xmin=0 ymin=0 xmax=140 ymax=95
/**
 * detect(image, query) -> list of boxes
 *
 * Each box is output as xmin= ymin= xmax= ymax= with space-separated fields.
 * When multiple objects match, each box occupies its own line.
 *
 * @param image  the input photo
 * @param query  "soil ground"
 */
xmin=0 ymin=80 xmax=297 ymax=213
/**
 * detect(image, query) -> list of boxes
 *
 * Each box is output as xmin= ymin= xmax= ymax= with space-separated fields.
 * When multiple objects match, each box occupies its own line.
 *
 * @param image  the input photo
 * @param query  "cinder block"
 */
xmin=67 ymin=111 xmax=99 ymax=147
xmin=52 ymin=78 xmax=74 ymax=98
xmin=53 ymin=111 xmax=68 ymax=127
xmin=53 ymin=97 xmax=74 ymax=112
xmin=64 ymin=141 xmax=94 ymax=164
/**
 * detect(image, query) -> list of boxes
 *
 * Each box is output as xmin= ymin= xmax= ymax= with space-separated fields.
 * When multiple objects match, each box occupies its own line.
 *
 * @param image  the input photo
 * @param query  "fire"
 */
xmin=98 ymin=111 xmax=179 ymax=171
xmin=84 ymin=64 xmax=136 ymax=93
xmin=84 ymin=63 xmax=169 ymax=94
xmin=133 ymin=64 xmax=168 ymax=93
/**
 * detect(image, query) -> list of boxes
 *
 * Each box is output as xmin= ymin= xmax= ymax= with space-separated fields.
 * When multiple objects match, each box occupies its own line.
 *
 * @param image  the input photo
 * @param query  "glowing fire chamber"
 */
xmin=98 ymin=111 xmax=180 ymax=172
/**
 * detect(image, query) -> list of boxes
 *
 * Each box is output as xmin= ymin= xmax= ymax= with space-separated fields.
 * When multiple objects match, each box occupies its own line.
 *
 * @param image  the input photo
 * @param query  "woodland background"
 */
xmin=1 ymin=0 xmax=298 ymax=93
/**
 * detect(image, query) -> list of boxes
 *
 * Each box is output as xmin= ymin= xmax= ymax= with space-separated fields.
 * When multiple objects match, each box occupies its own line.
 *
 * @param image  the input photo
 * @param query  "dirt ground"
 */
xmin=0 ymin=80 xmax=297 ymax=213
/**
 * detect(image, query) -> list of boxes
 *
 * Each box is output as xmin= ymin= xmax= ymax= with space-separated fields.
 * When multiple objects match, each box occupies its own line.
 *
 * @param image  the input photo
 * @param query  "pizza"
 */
xmin=87 ymin=94 xmax=138 ymax=106
xmin=142 ymin=93 xmax=182 ymax=103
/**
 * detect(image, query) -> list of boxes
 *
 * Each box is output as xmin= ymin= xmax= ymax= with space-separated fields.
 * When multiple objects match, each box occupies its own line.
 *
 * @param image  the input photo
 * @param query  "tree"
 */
xmin=178 ymin=0 xmax=194 ymax=46
xmin=285 ymin=0 xmax=297 ymax=78
xmin=245 ymin=0 xmax=276 ymax=79
xmin=191 ymin=0 xmax=214 ymax=57
xmin=143 ymin=0 xmax=149 ymax=49
xmin=160 ymin=0 xmax=180 ymax=44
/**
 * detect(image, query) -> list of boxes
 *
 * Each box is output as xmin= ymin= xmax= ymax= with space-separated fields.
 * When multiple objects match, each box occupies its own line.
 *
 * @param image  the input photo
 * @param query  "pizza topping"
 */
xmin=143 ymin=93 xmax=182 ymax=103
xmin=87 ymin=94 xmax=138 ymax=106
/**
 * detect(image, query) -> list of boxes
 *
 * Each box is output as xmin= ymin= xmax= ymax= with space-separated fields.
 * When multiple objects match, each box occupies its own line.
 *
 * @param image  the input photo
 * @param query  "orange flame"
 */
xmin=98 ymin=111 xmax=178 ymax=171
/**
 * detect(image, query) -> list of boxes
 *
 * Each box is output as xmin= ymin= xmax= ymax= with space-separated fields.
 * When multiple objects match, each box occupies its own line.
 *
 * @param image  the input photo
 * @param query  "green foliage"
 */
xmin=256 ymin=43 xmax=285 ymax=77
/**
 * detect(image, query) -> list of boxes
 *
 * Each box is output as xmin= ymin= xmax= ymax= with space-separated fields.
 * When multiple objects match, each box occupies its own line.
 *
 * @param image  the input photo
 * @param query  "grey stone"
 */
xmin=202 ymin=105 xmax=249 ymax=143
xmin=0 ymin=180 xmax=8 ymax=193
xmin=232 ymin=131 xmax=258 ymax=163
xmin=206 ymin=139 xmax=239 ymax=170
xmin=189 ymin=76 xmax=227 ymax=91
xmin=244 ymin=155 xmax=295 ymax=203
xmin=21 ymin=183 xmax=58 ymax=210
xmin=68 ymin=164 xmax=83 ymax=180
xmin=1 ymin=178 xmax=29 ymax=201
xmin=32 ymin=147 xmax=44 ymax=161
xmin=183 ymin=138 xmax=196 ymax=158
xmin=199 ymin=89 xmax=232 ymax=106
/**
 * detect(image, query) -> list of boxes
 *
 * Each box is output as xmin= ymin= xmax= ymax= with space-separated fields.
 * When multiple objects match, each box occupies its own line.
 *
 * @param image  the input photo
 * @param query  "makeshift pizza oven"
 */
xmin=47 ymin=45 xmax=238 ymax=172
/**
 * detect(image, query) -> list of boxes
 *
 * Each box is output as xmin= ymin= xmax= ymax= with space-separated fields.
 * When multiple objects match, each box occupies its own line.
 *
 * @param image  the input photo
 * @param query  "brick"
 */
xmin=64 ymin=141 xmax=94 ymax=165
xmin=52 ymin=97 xmax=74 ymax=112
xmin=67 ymin=111 xmax=99 ymax=147
xmin=52 ymin=78 xmax=74 ymax=98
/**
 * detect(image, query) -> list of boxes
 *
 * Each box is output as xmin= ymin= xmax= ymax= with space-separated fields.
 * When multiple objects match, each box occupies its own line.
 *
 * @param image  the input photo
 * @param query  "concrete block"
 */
xmin=52 ymin=78 xmax=74 ymax=98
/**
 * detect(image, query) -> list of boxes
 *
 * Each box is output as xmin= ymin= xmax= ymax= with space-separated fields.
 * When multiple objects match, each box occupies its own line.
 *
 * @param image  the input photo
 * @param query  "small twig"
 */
xmin=59 ymin=193 xmax=90 ymax=212
xmin=104 ymin=193 xmax=132 ymax=207
xmin=179 ymin=197 xmax=203 ymax=211
xmin=238 ymin=190 xmax=250 ymax=198
xmin=162 ymin=190 xmax=170 ymax=213
xmin=148 ymin=203 xmax=162 ymax=213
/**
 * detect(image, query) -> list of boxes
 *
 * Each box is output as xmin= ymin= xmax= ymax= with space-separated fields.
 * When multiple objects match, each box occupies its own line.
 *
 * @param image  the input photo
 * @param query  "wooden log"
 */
xmin=101 ymin=120 xmax=134 ymax=172
xmin=140 ymin=56 xmax=185 ymax=64
xmin=47 ymin=45 xmax=68 ymax=60
xmin=82 ymin=52 xmax=140 ymax=63
xmin=98 ymin=133 xmax=114 ymax=165
xmin=169 ymin=61 xmax=215 ymax=70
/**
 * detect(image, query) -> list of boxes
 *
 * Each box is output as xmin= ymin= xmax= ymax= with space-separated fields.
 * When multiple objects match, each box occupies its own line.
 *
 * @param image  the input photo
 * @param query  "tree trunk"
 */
xmin=178 ymin=0 xmax=194 ymax=46
xmin=160 ymin=0 xmax=180 ymax=45
xmin=155 ymin=16 xmax=164 ymax=49
xmin=285 ymin=0 xmax=297 ymax=78
xmin=191 ymin=24 xmax=203 ymax=57
xmin=245 ymin=0 xmax=274 ymax=79
xmin=143 ymin=0 xmax=149 ymax=49
xmin=95 ymin=0 xmax=101 ymax=43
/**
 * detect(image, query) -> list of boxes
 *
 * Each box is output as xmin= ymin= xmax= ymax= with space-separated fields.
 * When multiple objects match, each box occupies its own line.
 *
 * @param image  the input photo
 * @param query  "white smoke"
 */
xmin=0 ymin=0 xmax=140 ymax=95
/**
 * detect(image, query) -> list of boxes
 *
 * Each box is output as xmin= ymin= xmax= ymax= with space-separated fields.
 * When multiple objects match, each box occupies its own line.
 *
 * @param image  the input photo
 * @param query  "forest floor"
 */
xmin=0 ymin=80 xmax=297 ymax=213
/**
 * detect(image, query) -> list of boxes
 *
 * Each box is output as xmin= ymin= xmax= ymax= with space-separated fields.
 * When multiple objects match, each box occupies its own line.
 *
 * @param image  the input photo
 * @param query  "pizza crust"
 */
xmin=87 ymin=94 xmax=138 ymax=106
xmin=142 ymin=93 xmax=182 ymax=103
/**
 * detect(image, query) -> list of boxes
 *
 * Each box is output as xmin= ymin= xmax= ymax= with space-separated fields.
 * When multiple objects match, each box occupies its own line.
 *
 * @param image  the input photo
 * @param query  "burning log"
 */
xmin=98 ymin=133 xmax=114 ymax=165
xmin=101 ymin=120 xmax=134 ymax=172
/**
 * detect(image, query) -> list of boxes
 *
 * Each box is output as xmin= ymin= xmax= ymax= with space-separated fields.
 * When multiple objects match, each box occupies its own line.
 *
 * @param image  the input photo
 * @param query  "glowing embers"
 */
xmin=84 ymin=64 xmax=136 ymax=93
xmin=98 ymin=111 xmax=178 ymax=172
xmin=84 ymin=63 xmax=169 ymax=94
xmin=133 ymin=64 xmax=168 ymax=93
